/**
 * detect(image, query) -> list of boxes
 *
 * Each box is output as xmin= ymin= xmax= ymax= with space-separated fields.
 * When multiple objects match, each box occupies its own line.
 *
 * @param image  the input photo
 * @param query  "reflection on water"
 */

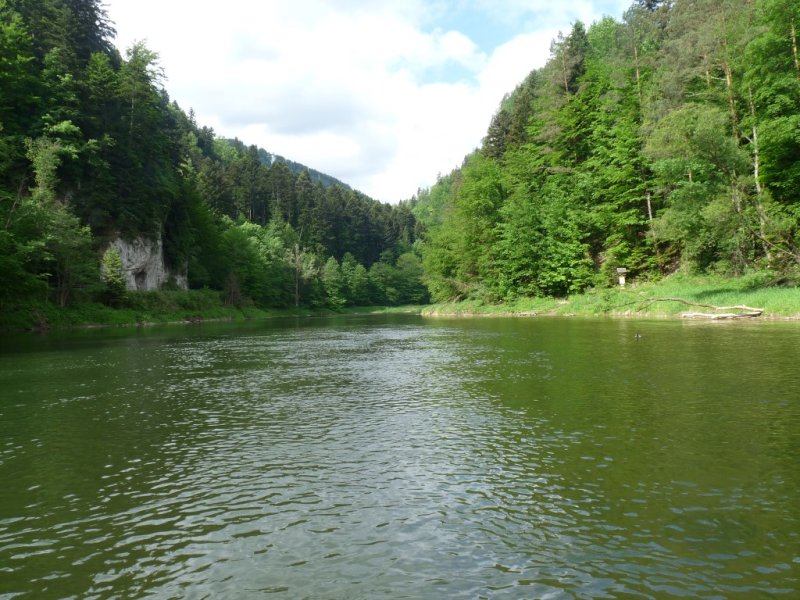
xmin=1 ymin=316 xmax=799 ymax=598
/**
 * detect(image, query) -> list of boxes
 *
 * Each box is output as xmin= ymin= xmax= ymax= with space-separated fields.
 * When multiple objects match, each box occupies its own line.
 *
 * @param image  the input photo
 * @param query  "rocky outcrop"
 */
xmin=109 ymin=236 xmax=187 ymax=291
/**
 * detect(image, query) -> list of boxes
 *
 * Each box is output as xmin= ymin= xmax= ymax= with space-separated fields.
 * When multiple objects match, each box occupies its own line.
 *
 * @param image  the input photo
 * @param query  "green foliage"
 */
xmin=415 ymin=0 xmax=800 ymax=303
xmin=0 ymin=9 xmax=39 ymax=136
xmin=7 ymin=0 xmax=800 ymax=321
xmin=422 ymin=222 xmax=465 ymax=302
xmin=349 ymin=262 xmax=372 ymax=306
xmin=45 ymin=203 xmax=98 ymax=306
xmin=0 ymin=0 xmax=421 ymax=323
xmin=122 ymin=288 xmax=224 ymax=314
xmin=0 ymin=224 xmax=48 ymax=310
xmin=322 ymin=256 xmax=345 ymax=309
xmin=100 ymin=245 xmax=126 ymax=303
xmin=366 ymin=251 xmax=430 ymax=306
xmin=394 ymin=252 xmax=429 ymax=304
xmin=20 ymin=130 xmax=99 ymax=306
xmin=496 ymin=178 xmax=594 ymax=298
xmin=421 ymin=152 xmax=504 ymax=302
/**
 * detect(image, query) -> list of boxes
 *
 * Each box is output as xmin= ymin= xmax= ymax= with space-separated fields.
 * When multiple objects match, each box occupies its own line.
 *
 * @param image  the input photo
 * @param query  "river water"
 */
xmin=1 ymin=315 xmax=799 ymax=598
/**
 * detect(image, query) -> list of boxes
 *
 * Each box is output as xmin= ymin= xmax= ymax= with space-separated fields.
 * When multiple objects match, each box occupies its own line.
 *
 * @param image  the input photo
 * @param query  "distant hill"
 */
xmin=223 ymin=138 xmax=351 ymax=190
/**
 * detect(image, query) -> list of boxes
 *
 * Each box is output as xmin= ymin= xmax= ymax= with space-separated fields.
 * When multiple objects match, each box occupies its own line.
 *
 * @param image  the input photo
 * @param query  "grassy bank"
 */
xmin=423 ymin=272 xmax=800 ymax=319
xmin=1 ymin=288 xmax=425 ymax=332
xmin=6 ymin=273 xmax=797 ymax=331
xmin=2 ymin=290 xmax=274 ymax=332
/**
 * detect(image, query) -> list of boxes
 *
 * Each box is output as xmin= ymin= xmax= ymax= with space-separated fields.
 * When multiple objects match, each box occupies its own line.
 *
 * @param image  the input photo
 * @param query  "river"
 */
xmin=1 ymin=315 xmax=799 ymax=598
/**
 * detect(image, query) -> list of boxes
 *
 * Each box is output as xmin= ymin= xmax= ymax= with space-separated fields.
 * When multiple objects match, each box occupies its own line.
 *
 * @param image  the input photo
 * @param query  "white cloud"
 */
xmin=105 ymin=0 xmax=630 ymax=203
xmin=467 ymin=0 xmax=631 ymax=28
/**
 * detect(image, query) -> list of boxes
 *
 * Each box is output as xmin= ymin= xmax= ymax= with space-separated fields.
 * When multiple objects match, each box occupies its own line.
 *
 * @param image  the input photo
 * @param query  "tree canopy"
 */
xmin=412 ymin=0 xmax=800 ymax=302
xmin=4 ymin=0 xmax=799 ymax=320
xmin=0 ymin=0 xmax=425 ymax=317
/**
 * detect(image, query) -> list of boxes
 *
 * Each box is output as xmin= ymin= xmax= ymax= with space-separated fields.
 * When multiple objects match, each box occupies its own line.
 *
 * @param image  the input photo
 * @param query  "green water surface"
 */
xmin=1 ymin=315 xmax=799 ymax=598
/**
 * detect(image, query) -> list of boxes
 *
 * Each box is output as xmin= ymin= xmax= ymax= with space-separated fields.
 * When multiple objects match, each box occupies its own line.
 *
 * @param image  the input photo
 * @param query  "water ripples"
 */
xmin=1 ymin=317 xmax=799 ymax=598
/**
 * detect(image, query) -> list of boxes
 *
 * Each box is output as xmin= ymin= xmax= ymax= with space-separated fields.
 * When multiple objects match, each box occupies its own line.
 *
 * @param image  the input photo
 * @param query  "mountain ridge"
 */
xmin=222 ymin=138 xmax=352 ymax=191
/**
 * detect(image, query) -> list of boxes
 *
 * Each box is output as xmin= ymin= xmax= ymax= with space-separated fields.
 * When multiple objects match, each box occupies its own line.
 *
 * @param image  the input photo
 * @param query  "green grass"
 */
xmin=5 ymin=274 xmax=797 ymax=331
xmin=0 ymin=296 xmax=273 ymax=332
xmin=423 ymin=272 xmax=800 ymax=319
xmin=0 ymin=289 xmax=427 ymax=332
xmin=336 ymin=305 xmax=426 ymax=315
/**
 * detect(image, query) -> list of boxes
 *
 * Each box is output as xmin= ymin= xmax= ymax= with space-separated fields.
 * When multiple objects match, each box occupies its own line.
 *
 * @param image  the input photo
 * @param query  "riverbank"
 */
xmin=422 ymin=272 xmax=800 ymax=320
xmin=0 ymin=288 xmax=426 ymax=332
xmin=5 ymin=273 xmax=798 ymax=331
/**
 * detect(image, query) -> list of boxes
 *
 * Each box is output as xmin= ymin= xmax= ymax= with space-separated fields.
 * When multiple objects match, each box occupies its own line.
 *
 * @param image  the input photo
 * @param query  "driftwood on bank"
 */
xmin=680 ymin=311 xmax=763 ymax=319
xmin=642 ymin=297 xmax=764 ymax=319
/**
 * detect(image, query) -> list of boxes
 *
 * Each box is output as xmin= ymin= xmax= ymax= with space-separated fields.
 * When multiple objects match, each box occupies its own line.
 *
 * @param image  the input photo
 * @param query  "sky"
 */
xmin=104 ymin=0 xmax=633 ymax=203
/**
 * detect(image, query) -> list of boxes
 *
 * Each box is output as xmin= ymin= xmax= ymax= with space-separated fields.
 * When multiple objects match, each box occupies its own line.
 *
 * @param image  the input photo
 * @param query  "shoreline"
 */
xmin=6 ymin=304 xmax=800 ymax=335
xmin=421 ymin=308 xmax=800 ymax=321
xmin=4 ymin=273 xmax=800 ymax=332
xmin=1 ymin=304 xmax=427 ymax=334
xmin=420 ymin=273 xmax=800 ymax=321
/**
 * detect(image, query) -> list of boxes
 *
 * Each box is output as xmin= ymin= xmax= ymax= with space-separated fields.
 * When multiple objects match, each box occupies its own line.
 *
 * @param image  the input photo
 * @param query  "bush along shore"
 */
xmin=0 ymin=288 xmax=426 ymax=332
xmin=4 ymin=273 xmax=798 ymax=332
xmin=422 ymin=273 xmax=800 ymax=320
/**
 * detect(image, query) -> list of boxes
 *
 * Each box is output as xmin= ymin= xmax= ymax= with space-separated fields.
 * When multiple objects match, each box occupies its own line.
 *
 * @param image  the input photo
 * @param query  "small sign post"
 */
xmin=617 ymin=267 xmax=628 ymax=288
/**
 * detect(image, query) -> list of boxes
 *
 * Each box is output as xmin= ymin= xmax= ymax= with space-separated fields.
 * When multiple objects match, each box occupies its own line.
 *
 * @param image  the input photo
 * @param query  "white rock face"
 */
xmin=110 ymin=236 xmax=187 ymax=291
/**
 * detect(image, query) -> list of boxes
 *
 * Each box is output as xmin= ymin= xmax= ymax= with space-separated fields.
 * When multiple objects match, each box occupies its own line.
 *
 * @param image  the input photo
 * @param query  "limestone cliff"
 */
xmin=109 ymin=236 xmax=187 ymax=291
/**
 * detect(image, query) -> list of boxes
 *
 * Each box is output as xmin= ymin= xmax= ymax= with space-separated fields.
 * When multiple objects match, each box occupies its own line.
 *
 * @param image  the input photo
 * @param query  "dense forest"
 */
xmin=412 ymin=0 xmax=800 ymax=302
xmin=3 ymin=0 xmax=799 ymax=323
xmin=0 ymin=0 xmax=427 ymax=320
xmin=222 ymin=139 xmax=353 ymax=191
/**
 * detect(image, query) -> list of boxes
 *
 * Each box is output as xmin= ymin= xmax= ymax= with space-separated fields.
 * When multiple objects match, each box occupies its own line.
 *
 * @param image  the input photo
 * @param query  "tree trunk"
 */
xmin=722 ymin=60 xmax=740 ymax=142
xmin=731 ymin=173 xmax=742 ymax=214
xmin=792 ymin=17 xmax=800 ymax=78
xmin=129 ymin=94 xmax=135 ymax=142
xmin=682 ymin=311 xmax=762 ymax=319
xmin=294 ymin=243 xmax=300 ymax=307
xmin=747 ymin=87 xmax=771 ymax=260
xmin=5 ymin=180 xmax=28 ymax=230
xmin=57 ymin=270 xmax=70 ymax=307
xmin=614 ymin=297 xmax=765 ymax=318
xmin=561 ymin=53 xmax=570 ymax=94
xmin=633 ymin=43 xmax=643 ymax=104
xmin=645 ymin=190 xmax=661 ymax=261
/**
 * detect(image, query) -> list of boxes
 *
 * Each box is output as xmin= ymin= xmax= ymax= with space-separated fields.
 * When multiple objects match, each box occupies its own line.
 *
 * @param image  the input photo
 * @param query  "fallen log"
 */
xmin=681 ymin=311 xmax=763 ymax=319
xmin=617 ymin=296 xmax=765 ymax=318
xmin=649 ymin=297 xmax=764 ymax=314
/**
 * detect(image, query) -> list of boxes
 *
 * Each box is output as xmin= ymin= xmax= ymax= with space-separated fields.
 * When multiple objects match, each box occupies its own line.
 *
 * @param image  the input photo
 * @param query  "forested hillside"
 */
xmin=222 ymin=138 xmax=352 ymax=190
xmin=5 ymin=0 xmax=799 ymax=325
xmin=0 ymin=0 xmax=426 ymax=322
xmin=412 ymin=0 xmax=800 ymax=302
